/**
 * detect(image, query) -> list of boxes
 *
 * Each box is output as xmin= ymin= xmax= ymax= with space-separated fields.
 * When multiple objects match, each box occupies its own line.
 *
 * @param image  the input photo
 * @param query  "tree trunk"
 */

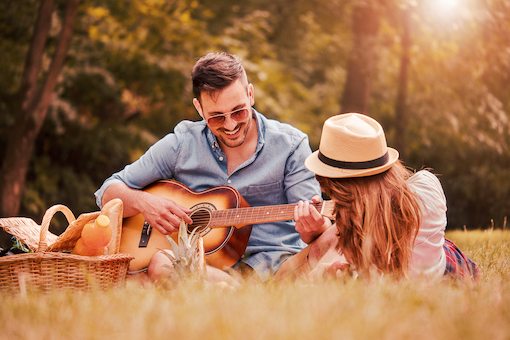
xmin=394 ymin=8 xmax=411 ymax=160
xmin=0 ymin=0 xmax=81 ymax=217
xmin=340 ymin=3 xmax=381 ymax=114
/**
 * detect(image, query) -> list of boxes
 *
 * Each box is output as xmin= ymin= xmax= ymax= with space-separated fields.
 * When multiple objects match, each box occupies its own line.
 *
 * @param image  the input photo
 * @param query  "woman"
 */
xmin=288 ymin=113 xmax=479 ymax=281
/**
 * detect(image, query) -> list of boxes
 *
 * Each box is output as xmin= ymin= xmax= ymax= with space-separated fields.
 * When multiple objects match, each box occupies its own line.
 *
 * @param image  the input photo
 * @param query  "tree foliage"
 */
xmin=1 ymin=0 xmax=509 ymax=248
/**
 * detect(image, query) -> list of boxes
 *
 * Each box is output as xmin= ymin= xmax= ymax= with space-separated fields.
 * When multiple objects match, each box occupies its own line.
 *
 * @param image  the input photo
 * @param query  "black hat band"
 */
xmin=318 ymin=151 xmax=389 ymax=170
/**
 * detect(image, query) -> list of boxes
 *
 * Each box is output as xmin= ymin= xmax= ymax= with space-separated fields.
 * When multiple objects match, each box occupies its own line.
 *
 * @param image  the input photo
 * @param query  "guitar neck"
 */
xmin=208 ymin=201 xmax=335 ymax=228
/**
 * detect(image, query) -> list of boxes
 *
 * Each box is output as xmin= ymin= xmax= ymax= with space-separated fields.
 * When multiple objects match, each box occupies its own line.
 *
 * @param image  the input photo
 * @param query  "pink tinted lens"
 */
xmin=231 ymin=108 xmax=249 ymax=121
xmin=208 ymin=115 xmax=225 ymax=127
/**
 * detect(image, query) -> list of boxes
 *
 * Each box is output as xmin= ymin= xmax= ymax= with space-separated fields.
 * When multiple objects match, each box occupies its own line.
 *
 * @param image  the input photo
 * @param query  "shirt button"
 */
xmin=227 ymin=180 xmax=232 ymax=184
xmin=219 ymin=157 xmax=224 ymax=161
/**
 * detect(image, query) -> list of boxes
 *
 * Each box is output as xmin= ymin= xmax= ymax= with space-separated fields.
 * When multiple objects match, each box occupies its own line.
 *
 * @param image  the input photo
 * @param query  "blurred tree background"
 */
xmin=1 ymin=0 xmax=509 ymax=248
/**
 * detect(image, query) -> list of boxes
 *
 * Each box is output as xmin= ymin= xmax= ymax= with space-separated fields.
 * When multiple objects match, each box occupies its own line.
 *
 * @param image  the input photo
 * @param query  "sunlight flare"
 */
xmin=432 ymin=0 xmax=459 ymax=13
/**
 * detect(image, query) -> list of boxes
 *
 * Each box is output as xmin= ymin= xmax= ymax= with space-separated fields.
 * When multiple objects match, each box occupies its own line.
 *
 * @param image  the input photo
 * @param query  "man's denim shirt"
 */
xmin=94 ymin=109 xmax=321 ymax=281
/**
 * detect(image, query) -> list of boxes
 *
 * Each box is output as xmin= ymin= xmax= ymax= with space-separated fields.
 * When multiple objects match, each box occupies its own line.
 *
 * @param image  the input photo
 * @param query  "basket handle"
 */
xmin=38 ymin=204 xmax=76 ymax=253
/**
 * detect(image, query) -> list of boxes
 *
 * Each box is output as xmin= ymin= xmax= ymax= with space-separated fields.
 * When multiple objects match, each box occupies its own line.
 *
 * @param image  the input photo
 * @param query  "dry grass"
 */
xmin=1 ymin=229 xmax=509 ymax=340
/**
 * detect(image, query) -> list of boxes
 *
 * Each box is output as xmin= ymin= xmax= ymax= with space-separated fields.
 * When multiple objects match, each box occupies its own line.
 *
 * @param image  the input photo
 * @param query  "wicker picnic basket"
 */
xmin=0 ymin=200 xmax=133 ymax=292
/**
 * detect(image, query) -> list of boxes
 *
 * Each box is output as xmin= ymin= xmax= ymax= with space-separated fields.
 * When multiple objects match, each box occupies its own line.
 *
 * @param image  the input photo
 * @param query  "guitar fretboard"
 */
xmin=208 ymin=201 xmax=335 ymax=228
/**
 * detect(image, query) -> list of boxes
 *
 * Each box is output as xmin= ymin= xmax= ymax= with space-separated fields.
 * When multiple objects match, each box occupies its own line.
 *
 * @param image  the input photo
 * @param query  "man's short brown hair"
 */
xmin=192 ymin=52 xmax=248 ymax=102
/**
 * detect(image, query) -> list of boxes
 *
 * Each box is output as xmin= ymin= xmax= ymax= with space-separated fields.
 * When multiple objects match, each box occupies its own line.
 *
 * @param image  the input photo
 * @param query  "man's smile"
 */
xmin=222 ymin=125 xmax=241 ymax=136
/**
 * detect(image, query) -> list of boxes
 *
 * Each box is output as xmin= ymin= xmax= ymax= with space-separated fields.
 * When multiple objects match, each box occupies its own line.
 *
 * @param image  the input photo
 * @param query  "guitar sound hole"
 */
xmin=188 ymin=208 xmax=212 ymax=234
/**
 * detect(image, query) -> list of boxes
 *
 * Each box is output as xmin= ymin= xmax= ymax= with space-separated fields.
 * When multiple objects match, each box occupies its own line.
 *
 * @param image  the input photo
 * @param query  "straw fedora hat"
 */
xmin=305 ymin=113 xmax=399 ymax=178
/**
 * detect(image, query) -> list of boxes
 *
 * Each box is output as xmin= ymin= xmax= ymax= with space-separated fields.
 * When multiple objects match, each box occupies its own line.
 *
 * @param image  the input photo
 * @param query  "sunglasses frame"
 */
xmin=205 ymin=107 xmax=251 ymax=128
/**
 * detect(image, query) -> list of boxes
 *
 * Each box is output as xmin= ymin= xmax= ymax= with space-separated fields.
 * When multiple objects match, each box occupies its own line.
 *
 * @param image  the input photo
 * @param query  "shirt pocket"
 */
xmin=243 ymin=181 xmax=284 ymax=206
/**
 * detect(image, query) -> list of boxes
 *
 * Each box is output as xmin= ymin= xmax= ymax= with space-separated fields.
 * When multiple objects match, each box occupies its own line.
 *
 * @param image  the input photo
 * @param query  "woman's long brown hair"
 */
xmin=316 ymin=161 xmax=421 ymax=279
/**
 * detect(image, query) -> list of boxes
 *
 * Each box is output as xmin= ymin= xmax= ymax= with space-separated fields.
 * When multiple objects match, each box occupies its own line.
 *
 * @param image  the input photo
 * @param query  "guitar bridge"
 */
xmin=138 ymin=221 xmax=152 ymax=248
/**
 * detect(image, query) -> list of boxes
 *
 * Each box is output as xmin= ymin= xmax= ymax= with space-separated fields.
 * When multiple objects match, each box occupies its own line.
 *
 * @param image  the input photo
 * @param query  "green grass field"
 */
xmin=1 ymin=229 xmax=509 ymax=340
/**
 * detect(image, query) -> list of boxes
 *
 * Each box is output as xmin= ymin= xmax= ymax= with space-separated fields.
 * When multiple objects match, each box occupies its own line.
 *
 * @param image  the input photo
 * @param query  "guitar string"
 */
xmin=189 ymin=202 xmax=330 ymax=222
xmin=187 ymin=202 xmax=330 ymax=227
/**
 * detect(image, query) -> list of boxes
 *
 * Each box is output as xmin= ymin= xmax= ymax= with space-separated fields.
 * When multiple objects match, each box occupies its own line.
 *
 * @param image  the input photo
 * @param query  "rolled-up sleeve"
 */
xmin=94 ymin=133 xmax=180 ymax=208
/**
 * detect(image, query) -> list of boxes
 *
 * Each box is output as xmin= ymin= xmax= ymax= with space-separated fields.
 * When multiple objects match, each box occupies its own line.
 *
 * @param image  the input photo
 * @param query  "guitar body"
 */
xmin=120 ymin=180 xmax=252 ymax=273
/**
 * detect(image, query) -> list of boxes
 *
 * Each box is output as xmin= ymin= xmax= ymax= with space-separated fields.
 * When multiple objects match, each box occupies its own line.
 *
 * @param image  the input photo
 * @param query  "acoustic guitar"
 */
xmin=119 ymin=180 xmax=335 ymax=273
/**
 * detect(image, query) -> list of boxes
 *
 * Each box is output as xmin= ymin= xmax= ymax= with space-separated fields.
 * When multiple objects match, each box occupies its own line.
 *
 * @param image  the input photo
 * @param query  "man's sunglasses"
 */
xmin=206 ymin=107 xmax=251 ymax=128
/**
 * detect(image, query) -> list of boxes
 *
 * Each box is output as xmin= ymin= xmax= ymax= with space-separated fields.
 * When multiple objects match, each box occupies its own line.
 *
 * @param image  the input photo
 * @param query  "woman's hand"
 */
xmin=294 ymin=195 xmax=332 ymax=244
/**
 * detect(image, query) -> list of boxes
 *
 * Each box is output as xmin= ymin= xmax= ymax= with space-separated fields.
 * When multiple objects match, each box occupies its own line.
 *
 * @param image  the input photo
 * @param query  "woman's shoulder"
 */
xmin=407 ymin=170 xmax=446 ymax=205
xmin=408 ymin=169 xmax=440 ymax=184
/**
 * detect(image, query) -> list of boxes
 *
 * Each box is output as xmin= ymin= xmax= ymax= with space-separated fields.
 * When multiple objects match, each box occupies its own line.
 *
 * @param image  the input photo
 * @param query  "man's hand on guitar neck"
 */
xmin=294 ymin=195 xmax=332 ymax=244
xmin=102 ymin=183 xmax=192 ymax=234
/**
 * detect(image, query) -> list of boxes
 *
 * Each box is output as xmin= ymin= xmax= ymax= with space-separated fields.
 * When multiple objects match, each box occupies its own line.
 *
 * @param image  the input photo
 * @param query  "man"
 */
xmin=94 ymin=52 xmax=327 ymax=283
